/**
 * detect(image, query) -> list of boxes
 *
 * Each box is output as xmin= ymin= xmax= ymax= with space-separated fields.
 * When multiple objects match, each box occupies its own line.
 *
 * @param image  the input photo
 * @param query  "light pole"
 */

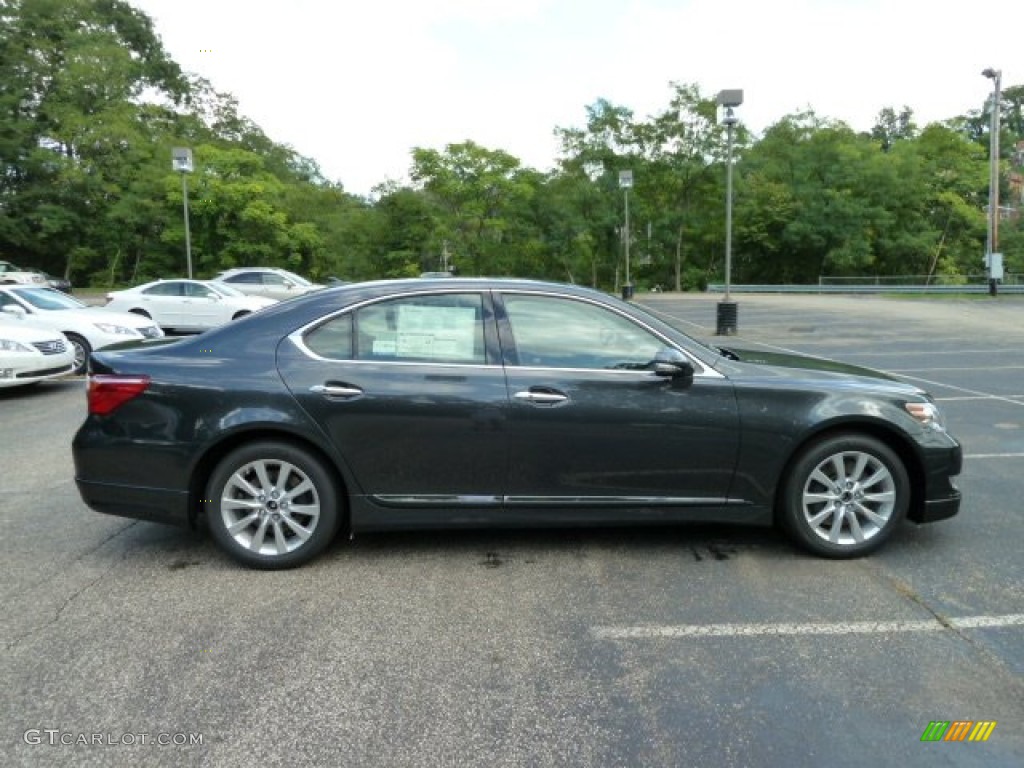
xmin=715 ymin=89 xmax=743 ymax=334
xmin=172 ymin=147 xmax=194 ymax=279
xmin=982 ymin=68 xmax=1002 ymax=297
xmin=619 ymin=169 xmax=633 ymax=299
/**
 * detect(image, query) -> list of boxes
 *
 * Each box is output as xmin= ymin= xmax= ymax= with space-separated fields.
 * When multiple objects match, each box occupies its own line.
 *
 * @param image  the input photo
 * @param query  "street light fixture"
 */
xmin=716 ymin=89 xmax=743 ymax=334
xmin=982 ymin=68 xmax=1002 ymax=297
xmin=619 ymin=169 xmax=634 ymax=299
xmin=172 ymin=147 xmax=194 ymax=279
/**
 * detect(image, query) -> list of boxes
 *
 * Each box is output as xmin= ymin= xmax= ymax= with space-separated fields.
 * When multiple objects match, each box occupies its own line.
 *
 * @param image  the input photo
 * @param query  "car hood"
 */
xmin=235 ymin=296 xmax=278 ymax=309
xmin=0 ymin=320 xmax=66 ymax=343
xmin=713 ymin=345 xmax=906 ymax=385
xmin=52 ymin=307 xmax=160 ymax=331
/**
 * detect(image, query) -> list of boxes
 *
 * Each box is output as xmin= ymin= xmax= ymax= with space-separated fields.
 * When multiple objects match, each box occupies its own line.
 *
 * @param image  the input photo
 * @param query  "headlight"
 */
xmin=93 ymin=323 xmax=139 ymax=336
xmin=905 ymin=401 xmax=946 ymax=431
xmin=0 ymin=338 xmax=32 ymax=352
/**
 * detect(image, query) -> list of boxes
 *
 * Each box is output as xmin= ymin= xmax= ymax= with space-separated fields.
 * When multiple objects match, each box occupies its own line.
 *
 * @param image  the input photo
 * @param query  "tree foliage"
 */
xmin=1 ymin=1 xmax=1021 ymax=289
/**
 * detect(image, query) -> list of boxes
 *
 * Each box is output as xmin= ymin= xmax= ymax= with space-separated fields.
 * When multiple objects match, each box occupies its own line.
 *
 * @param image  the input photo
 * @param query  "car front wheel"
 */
xmin=781 ymin=434 xmax=909 ymax=558
xmin=65 ymin=332 xmax=91 ymax=374
xmin=205 ymin=441 xmax=341 ymax=569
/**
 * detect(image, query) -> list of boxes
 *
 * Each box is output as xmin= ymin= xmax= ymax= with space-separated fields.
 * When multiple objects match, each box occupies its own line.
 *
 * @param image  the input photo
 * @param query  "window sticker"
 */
xmin=395 ymin=305 xmax=477 ymax=360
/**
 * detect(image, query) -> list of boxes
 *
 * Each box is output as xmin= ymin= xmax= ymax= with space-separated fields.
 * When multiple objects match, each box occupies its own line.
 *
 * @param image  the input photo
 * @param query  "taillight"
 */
xmin=87 ymin=374 xmax=151 ymax=415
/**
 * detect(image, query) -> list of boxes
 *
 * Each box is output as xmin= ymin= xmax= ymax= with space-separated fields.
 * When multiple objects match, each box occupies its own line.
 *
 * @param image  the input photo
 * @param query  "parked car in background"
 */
xmin=216 ymin=267 xmax=324 ymax=301
xmin=0 ymin=260 xmax=47 ymax=286
xmin=30 ymin=269 xmax=73 ymax=294
xmin=105 ymin=279 xmax=277 ymax=333
xmin=0 ymin=285 xmax=163 ymax=373
xmin=72 ymin=278 xmax=962 ymax=569
xmin=0 ymin=318 xmax=75 ymax=388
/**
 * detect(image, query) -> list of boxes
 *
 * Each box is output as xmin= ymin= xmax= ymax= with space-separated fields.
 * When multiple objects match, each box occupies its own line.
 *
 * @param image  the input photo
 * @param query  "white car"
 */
xmin=0 ymin=319 xmax=76 ymax=388
xmin=216 ymin=267 xmax=324 ymax=301
xmin=0 ymin=260 xmax=47 ymax=286
xmin=0 ymin=285 xmax=163 ymax=374
xmin=104 ymin=279 xmax=277 ymax=333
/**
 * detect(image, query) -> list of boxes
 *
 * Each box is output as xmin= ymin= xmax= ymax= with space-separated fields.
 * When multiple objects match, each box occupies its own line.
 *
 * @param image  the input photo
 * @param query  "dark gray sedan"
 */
xmin=72 ymin=279 xmax=961 ymax=568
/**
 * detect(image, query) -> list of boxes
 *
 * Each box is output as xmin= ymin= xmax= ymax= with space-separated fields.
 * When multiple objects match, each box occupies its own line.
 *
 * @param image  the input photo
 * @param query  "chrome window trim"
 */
xmin=288 ymin=288 xmax=491 ymax=366
xmin=497 ymin=289 xmax=724 ymax=380
xmin=287 ymin=286 xmax=724 ymax=379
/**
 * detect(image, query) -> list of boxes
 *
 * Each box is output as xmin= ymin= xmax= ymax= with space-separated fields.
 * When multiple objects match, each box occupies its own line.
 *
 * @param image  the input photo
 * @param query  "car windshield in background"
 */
xmin=9 ymin=286 xmax=86 ymax=310
xmin=207 ymin=282 xmax=247 ymax=298
xmin=282 ymin=271 xmax=312 ymax=286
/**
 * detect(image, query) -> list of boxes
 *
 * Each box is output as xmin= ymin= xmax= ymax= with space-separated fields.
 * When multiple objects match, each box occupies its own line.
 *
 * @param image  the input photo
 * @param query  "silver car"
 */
xmin=215 ymin=268 xmax=323 ymax=301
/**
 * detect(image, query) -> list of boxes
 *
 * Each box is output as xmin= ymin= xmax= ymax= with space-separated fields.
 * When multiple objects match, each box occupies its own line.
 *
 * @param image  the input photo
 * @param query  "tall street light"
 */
xmin=716 ymin=89 xmax=743 ymax=334
xmin=619 ymin=169 xmax=634 ymax=299
xmin=982 ymin=68 xmax=1002 ymax=297
xmin=172 ymin=147 xmax=194 ymax=279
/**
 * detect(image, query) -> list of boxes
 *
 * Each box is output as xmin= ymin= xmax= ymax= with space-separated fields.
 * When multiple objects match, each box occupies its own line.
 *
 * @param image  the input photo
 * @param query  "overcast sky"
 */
xmin=130 ymin=0 xmax=1020 ymax=197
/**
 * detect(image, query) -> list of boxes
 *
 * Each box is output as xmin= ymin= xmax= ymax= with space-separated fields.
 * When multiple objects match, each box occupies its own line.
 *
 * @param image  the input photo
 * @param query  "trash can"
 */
xmin=716 ymin=301 xmax=738 ymax=335
xmin=621 ymin=283 xmax=635 ymax=300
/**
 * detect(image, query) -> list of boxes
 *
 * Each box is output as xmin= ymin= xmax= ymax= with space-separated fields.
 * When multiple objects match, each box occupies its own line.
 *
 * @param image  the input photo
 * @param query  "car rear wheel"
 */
xmin=64 ymin=332 xmax=91 ymax=374
xmin=781 ymin=434 xmax=909 ymax=558
xmin=205 ymin=441 xmax=341 ymax=569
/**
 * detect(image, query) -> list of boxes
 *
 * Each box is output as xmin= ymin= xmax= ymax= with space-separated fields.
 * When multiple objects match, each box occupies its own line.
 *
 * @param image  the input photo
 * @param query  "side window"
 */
xmin=355 ymin=294 xmax=486 ymax=364
xmin=304 ymin=313 xmax=354 ymax=359
xmin=503 ymin=295 xmax=664 ymax=370
xmin=144 ymin=283 xmax=182 ymax=296
xmin=185 ymin=283 xmax=213 ymax=298
xmin=263 ymin=274 xmax=288 ymax=286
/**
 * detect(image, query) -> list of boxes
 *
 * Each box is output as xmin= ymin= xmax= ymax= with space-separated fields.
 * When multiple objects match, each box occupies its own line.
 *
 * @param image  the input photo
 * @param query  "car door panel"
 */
xmin=496 ymin=291 xmax=741 ymax=509
xmin=276 ymin=291 xmax=510 ymax=507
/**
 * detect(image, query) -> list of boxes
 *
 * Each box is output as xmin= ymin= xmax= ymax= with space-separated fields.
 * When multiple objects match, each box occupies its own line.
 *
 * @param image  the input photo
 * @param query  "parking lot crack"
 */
xmin=4 ymin=520 xmax=140 ymax=652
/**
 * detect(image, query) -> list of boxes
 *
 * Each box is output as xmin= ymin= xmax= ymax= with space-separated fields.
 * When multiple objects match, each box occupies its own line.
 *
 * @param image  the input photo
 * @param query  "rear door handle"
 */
xmin=310 ymin=383 xmax=364 ymax=399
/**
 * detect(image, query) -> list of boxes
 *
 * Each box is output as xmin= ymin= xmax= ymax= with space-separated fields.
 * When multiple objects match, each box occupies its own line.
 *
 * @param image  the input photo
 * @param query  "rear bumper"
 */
xmin=75 ymin=478 xmax=191 ymax=528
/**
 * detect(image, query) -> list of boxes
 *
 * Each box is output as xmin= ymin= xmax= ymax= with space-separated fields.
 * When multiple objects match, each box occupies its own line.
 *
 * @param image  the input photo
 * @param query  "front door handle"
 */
xmin=514 ymin=388 xmax=568 ymax=405
xmin=310 ymin=383 xmax=363 ymax=399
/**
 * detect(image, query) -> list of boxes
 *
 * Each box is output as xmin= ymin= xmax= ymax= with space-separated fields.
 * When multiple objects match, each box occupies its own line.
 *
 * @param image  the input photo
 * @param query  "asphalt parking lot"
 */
xmin=3 ymin=292 xmax=1022 ymax=767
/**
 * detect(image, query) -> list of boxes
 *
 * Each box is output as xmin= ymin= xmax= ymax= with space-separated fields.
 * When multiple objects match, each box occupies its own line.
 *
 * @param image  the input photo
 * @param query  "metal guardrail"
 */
xmin=706 ymin=283 xmax=1024 ymax=294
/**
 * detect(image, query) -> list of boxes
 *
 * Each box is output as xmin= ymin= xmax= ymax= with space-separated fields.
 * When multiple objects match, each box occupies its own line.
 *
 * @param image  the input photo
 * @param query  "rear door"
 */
xmin=140 ymin=282 xmax=184 ymax=327
xmin=277 ymin=290 xmax=510 ymax=514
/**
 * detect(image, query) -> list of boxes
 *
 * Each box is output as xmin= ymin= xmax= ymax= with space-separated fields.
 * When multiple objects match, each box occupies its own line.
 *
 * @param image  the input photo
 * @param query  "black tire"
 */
xmin=64 ymin=332 xmax=91 ymax=375
xmin=129 ymin=309 xmax=151 ymax=318
xmin=204 ymin=441 xmax=341 ymax=569
xmin=781 ymin=433 xmax=909 ymax=558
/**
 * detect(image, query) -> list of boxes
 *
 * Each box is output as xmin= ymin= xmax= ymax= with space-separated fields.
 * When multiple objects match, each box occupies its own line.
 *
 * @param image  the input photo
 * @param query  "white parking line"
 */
xmin=893 ymin=374 xmax=1024 ymax=408
xmin=889 ymin=365 xmax=1024 ymax=373
xmin=593 ymin=614 xmax=1024 ymax=639
xmin=964 ymin=452 xmax=1024 ymax=460
xmin=936 ymin=395 xmax=1024 ymax=402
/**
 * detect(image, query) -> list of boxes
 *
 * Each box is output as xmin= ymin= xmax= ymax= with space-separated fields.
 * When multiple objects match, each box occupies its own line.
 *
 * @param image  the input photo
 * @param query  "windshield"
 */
xmin=281 ymin=270 xmax=312 ymax=286
xmin=10 ymin=286 xmax=87 ymax=310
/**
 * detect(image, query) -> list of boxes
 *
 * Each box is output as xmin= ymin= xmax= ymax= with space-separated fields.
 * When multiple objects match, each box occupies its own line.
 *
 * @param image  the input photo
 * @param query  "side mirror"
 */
xmin=2 ymin=305 xmax=26 ymax=319
xmin=652 ymin=347 xmax=695 ymax=382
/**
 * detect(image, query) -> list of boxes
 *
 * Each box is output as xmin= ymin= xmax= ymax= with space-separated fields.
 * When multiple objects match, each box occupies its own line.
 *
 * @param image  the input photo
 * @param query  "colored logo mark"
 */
xmin=921 ymin=720 xmax=997 ymax=742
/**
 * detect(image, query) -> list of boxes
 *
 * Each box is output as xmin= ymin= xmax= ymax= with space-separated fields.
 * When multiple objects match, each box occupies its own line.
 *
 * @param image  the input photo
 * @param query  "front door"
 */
xmin=496 ymin=292 xmax=739 ymax=511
